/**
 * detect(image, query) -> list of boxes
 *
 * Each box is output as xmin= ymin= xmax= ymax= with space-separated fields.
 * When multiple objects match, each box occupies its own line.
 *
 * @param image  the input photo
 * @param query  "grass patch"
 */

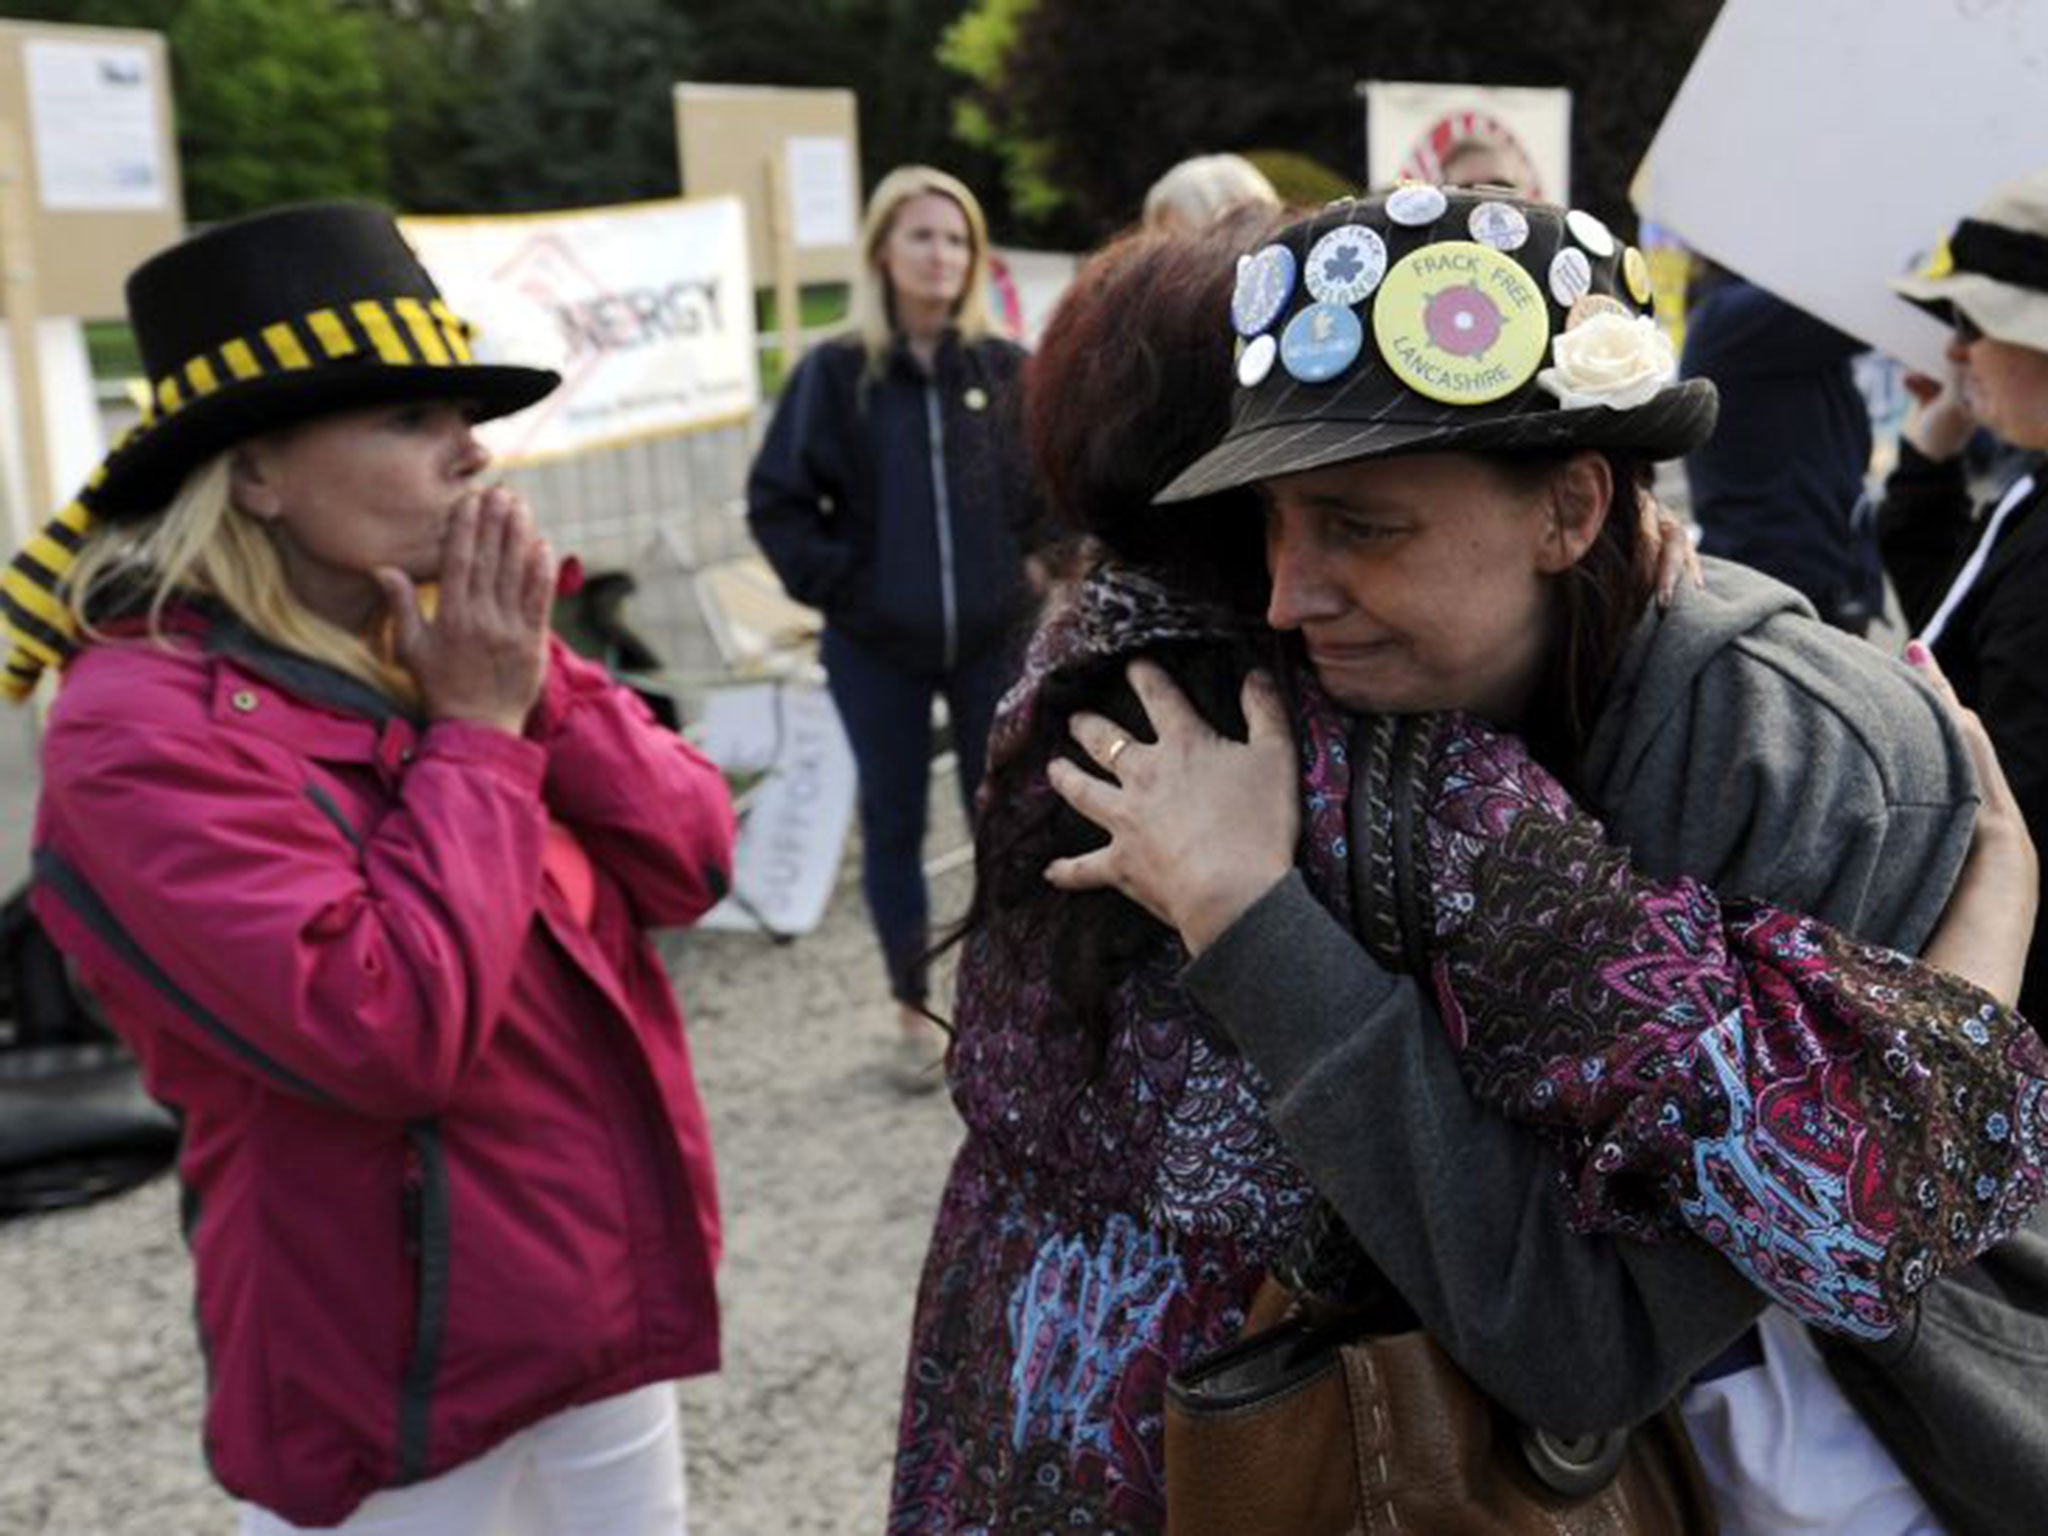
xmin=84 ymin=320 xmax=142 ymax=381
xmin=756 ymin=284 xmax=852 ymax=394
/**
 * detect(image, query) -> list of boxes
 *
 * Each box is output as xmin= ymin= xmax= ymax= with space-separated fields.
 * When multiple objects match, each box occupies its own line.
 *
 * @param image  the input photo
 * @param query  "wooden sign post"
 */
xmin=0 ymin=20 xmax=182 ymax=553
xmin=674 ymin=84 xmax=863 ymax=375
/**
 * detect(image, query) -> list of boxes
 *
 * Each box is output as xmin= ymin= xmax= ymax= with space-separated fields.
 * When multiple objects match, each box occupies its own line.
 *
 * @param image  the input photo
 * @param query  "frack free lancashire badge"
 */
xmin=1371 ymin=240 xmax=1551 ymax=406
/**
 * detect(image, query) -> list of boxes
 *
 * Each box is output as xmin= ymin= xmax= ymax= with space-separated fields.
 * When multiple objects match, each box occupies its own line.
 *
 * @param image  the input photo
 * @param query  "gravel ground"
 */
xmin=0 ymin=709 xmax=973 ymax=1535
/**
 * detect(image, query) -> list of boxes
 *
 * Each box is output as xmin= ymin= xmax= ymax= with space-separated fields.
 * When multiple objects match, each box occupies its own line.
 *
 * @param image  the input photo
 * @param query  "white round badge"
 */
xmin=1304 ymin=225 xmax=1388 ymax=305
xmin=1386 ymin=184 xmax=1449 ymax=227
xmin=1237 ymin=332 xmax=1278 ymax=388
xmin=1231 ymin=244 xmax=1297 ymax=337
xmin=1468 ymin=201 xmax=1530 ymax=252
xmin=1549 ymin=247 xmax=1593 ymax=308
xmin=1565 ymin=208 xmax=1617 ymax=259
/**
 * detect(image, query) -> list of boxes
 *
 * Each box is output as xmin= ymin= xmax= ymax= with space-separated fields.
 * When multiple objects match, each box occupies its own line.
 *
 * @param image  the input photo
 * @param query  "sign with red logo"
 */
xmin=402 ymin=197 xmax=758 ymax=465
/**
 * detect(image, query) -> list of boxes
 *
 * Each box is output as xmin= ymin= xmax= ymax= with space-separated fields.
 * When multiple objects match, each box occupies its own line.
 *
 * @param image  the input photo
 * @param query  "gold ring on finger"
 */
xmin=1104 ymin=736 xmax=1132 ymax=768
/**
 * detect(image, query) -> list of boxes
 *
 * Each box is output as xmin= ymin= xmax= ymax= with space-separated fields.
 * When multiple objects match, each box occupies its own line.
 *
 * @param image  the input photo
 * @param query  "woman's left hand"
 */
xmin=1641 ymin=492 xmax=1704 ymax=608
xmin=1909 ymin=640 xmax=2039 ymax=1005
xmin=1044 ymin=660 xmax=1300 ymax=956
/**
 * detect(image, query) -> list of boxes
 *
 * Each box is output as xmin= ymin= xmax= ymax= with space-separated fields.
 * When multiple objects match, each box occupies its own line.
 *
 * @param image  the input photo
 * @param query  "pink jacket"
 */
xmin=31 ymin=610 xmax=736 ymax=1526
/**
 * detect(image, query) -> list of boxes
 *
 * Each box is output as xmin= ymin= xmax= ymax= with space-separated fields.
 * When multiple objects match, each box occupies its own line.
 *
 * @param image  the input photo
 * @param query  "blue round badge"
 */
xmin=1279 ymin=302 xmax=1364 ymax=384
xmin=1232 ymin=244 xmax=1297 ymax=337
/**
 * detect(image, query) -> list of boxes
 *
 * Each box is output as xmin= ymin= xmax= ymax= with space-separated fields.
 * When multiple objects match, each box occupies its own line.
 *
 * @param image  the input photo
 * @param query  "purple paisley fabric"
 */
xmin=1404 ymin=720 xmax=2048 ymax=1340
xmin=887 ymin=568 xmax=2048 ymax=1532
xmin=890 ymin=572 xmax=1351 ymax=1532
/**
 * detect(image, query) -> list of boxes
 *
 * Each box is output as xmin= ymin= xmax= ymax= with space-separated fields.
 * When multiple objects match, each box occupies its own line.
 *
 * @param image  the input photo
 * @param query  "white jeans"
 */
xmin=239 ymin=1383 xmax=687 ymax=1536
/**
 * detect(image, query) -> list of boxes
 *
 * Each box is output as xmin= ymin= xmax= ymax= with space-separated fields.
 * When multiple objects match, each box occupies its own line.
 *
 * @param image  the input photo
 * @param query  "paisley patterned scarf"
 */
xmin=1044 ymin=565 xmax=2048 ymax=1340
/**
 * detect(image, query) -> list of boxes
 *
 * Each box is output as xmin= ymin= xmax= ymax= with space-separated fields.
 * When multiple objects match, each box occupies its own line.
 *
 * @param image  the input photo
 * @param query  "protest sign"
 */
xmin=401 ymin=196 xmax=758 ymax=465
xmin=695 ymin=681 xmax=856 ymax=938
xmin=1636 ymin=0 xmax=2048 ymax=375
xmin=1361 ymin=81 xmax=1571 ymax=203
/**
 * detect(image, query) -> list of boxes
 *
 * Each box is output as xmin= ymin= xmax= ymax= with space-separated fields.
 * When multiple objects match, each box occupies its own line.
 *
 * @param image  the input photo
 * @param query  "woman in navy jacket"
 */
xmin=747 ymin=166 xmax=1041 ymax=1083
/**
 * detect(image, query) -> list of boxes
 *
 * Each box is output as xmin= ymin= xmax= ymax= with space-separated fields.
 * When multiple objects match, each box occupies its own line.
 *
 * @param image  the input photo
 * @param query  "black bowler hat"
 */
xmin=91 ymin=200 xmax=559 ymax=518
xmin=1157 ymin=186 xmax=1719 ymax=503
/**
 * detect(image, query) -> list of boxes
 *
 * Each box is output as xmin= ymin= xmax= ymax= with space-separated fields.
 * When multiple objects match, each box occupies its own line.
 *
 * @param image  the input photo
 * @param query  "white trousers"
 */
xmin=1681 ymin=1311 xmax=1941 ymax=1536
xmin=238 ymin=1383 xmax=687 ymax=1536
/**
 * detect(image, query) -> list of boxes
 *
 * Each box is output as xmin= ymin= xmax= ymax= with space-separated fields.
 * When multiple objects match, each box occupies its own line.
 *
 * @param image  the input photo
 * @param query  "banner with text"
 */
xmin=401 ymin=197 xmax=758 ymax=464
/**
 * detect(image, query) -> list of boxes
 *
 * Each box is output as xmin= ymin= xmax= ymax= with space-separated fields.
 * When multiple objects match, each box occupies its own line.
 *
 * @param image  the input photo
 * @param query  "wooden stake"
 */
xmin=0 ymin=121 xmax=51 ymax=554
xmin=764 ymin=149 xmax=802 ymax=379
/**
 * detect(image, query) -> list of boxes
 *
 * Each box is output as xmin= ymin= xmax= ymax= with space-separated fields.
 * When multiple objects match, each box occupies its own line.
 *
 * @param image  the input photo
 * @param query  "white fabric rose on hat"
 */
xmin=1536 ymin=311 xmax=1676 ymax=411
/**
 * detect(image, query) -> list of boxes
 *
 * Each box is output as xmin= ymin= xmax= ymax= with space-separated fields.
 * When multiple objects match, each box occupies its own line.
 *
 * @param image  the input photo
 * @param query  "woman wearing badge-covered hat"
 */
xmin=0 ymin=204 xmax=735 ymax=1533
xmin=1035 ymin=188 xmax=2048 ymax=1535
xmin=884 ymin=200 xmax=2045 ymax=1533
xmin=1881 ymin=167 xmax=2048 ymax=1036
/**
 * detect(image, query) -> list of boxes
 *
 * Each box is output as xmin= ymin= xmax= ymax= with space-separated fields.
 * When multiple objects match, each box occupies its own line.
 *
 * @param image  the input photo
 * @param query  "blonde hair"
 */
xmin=850 ymin=165 xmax=993 ymax=375
xmin=1142 ymin=154 xmax=1280 ymax=233
xmin=65 ymin=448 xmax=419 ymax=707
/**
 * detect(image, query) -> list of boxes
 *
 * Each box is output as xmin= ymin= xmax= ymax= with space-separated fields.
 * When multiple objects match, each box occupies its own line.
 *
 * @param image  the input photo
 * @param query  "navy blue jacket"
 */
xmin=746 ymin=332 xmax=1041 ymax=674
xmin=1680 ymin=277 xmax=1881 ymax=631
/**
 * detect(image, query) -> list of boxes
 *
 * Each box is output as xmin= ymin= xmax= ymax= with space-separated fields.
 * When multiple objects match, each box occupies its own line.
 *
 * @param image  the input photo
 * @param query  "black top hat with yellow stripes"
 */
xmin=93 ymin=200 xmax=558 ymax=518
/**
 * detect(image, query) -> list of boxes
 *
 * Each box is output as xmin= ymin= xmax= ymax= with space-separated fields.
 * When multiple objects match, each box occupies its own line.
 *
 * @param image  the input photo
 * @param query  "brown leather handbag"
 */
xmin=1163 ymin=1279 xmax=1716 ymax=1536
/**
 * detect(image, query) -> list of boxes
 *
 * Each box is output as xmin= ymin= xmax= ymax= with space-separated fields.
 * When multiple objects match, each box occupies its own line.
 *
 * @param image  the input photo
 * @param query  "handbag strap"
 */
xmin=1344 ymin=714 xmax=1434 ymax=978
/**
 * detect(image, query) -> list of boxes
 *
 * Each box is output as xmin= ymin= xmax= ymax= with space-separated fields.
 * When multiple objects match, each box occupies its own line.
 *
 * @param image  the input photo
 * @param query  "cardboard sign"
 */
xmin=1362 ymin=81 xmax=1572 ymax=204
xmin=1635 ymin=0 xmax=2048 ymax=375
xmin=695 ymin=681 xmax=856 ymax=938
xmin=25 ymin=38 xmax=166 ymax=212
xmin=401 ymin=197 xmax=758 ymax=465
xmin=674 ymin=84 xmax=863 ymax=290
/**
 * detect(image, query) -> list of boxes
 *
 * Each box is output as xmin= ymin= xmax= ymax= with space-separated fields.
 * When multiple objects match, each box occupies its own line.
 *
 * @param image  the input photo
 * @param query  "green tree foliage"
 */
xmin=5 ymin=0 xmax=391 ymax=220
xmin=680 ymin=0 xmax=1008 ymax=223
xmin=346 ymin=0 xmax=519 ymax=214
xmin=456 ymin=0 xmax=698 ymax=212
xmin=945 ymin=0 xmax=1724 ymax=245
xmin=175 ymin=0 xmax=392 ymax=218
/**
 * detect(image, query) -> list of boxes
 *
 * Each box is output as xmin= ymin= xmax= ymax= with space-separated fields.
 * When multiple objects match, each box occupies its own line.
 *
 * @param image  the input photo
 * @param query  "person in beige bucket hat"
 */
xmin=1879 ymin=166 xmax=2048 ymax=1030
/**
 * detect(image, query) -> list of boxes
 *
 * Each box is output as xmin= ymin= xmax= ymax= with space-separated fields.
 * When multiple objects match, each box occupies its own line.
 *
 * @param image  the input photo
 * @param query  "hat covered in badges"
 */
xmin=1157 ymin=187 xmax=1718 ymax=503
xmin=89 ymin=201 xmax=558 ymax=518
xmin=1891 ymin=169 xmax=2048 ymax=353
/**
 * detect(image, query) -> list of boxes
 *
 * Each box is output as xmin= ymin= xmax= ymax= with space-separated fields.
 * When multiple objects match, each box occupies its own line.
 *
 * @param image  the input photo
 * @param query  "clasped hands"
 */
xmin=377 ymin=486 xmax=558 ymax=734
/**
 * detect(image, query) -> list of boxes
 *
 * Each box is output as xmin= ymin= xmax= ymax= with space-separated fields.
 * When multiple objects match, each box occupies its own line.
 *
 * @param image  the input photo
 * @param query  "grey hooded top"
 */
xmin=1185 ymin=557 xmax=2046 ymax=1536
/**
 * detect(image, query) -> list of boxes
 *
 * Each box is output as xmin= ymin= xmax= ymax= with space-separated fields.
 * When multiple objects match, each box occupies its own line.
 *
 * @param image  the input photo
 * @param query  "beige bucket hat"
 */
xmin=1892 ymin=169 xmax=2048 ymax=352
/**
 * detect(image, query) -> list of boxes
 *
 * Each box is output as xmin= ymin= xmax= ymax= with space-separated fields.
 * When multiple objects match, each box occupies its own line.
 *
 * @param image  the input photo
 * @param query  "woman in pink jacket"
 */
xmin=0 ymin=204 xmax=736 ymax=1532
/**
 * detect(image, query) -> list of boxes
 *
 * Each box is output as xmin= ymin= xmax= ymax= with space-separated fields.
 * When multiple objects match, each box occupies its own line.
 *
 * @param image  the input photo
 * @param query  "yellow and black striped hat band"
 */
xmin=140 ymin=295 xmax=475 ymax=425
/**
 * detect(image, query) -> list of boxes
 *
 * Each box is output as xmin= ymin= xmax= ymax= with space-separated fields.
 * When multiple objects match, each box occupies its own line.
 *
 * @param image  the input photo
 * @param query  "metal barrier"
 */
xmin=502 ymin=418 xmax=776 ymax=717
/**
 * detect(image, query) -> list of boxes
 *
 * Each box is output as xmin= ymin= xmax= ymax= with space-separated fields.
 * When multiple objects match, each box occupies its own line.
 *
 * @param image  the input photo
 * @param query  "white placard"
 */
xmin=25 ymin=39 xmax=167 ymax=212
xmin=785 ymin=135 xmax=858 ymax=251
xmin=1636 ymin=0 xmax=2048 ymax=376
xmin=1363 ymin=81 xmax=1572 ymax=205
xmin=401 ymin=197 xmax=759 ymax=463
xmin=695 ymin=681 xmax=856 ymax=937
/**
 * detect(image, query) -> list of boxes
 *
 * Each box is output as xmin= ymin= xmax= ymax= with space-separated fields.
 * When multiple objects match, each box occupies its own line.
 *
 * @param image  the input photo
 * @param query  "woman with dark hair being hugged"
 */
xmin=2 ymin=204 xmax=734 ymax=1534
xmin=747 ymin=166 xmax=1043 ymax=1086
